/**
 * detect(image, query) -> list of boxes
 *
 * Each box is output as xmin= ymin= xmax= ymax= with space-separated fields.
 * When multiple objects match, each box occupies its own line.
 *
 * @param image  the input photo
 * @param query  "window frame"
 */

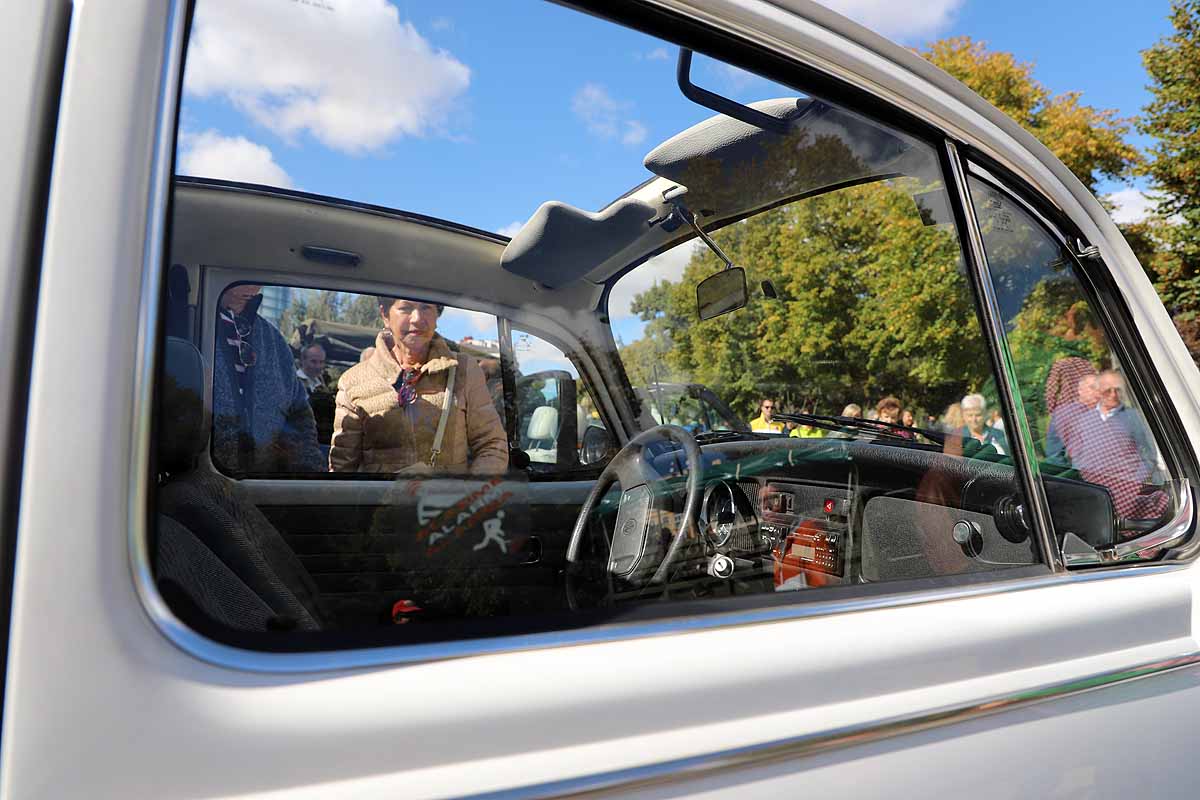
xmin=198 ymin=273 xmax=513 ymax=480
xmin=960 ymin=157 xmax=1198 ymax=565
xmin=506 ymin=322 xmax=613 ymax=479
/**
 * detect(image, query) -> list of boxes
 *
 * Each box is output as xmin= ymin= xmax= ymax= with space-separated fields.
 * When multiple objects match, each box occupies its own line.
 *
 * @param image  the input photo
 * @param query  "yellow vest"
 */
xmin=750 ymin=415 xmax=785 ymax=434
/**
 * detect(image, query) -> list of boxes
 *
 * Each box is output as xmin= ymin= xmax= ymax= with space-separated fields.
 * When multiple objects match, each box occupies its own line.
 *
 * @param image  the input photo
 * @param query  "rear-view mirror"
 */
xmin=696 ymin=268 xmax=748 ymax=320
xmin=580 ymin=425 xmax=613 ymax=466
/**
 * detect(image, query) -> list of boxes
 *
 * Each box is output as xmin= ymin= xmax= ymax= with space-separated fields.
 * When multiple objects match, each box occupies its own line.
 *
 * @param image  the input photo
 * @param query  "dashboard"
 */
xmin=647 ymin=436 xmax=1110 ymax=591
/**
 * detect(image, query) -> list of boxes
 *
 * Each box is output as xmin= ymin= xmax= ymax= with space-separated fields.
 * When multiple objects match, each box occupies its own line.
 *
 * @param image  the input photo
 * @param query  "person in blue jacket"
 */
xmin=211 ymin=284 xmax=323 ymax=474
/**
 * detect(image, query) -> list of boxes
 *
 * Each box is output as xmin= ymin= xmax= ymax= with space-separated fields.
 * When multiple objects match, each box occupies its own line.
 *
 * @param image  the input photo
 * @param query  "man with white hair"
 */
xmin=959 ymin=393 xmax=1007 ymax=455
xmin=296 ymin=342 xmax=327 ymax=393
xmin=1069 ymin=370 xmax=1167 ymax=518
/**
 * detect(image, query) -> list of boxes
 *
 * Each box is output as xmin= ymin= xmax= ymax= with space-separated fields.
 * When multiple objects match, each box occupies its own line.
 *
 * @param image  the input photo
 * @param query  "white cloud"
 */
xmin=712 ymin=63 xmax=764 ymax=93
xmin=622 ymin=120 xmax=648 ymax=147
xmin=572 ymin=83 xmax=620 ymax=138
xmin=608 ymin=240 xmax=702 ymax=320
xmin=178 ymin=130 xmax=295 ymax=188
xmin=440 ymin=306 xmax=496 ymax=335
xmin=513 ymin=332 xmax=578 ymax=377
xmin=430 ymin=16 xmax=453 ymax=32
xmin=572 ymin=83 xmax=647 ymax=147
xmin=1107 ymin=188 xmax=1157 ymax=225
xmin=645 ymin=47 xmax=670 ymax=61
xmin=814 ymin=0 xmax=962 ymax=42
xmin=496 ymin=220 xmax=525 ymax=238
xmin=184 ymin=0 xmax=470 ymax=154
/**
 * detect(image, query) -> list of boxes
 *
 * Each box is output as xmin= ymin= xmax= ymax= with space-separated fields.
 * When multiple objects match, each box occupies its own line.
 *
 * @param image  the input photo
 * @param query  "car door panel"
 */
xmin=246 ymin=479 xmax=593 ymax=626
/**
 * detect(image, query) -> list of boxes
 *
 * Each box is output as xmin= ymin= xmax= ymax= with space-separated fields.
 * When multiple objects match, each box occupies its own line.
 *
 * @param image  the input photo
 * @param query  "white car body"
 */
xmin=2 ymin=1 xmax=1199 ymax=798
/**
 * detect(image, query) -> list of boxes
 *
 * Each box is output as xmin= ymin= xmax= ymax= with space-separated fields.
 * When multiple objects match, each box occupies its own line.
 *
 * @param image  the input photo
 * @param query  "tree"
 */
xmin=1139 ymin=0 xmax=1200 ymax=321
xmin=921 ymin=37 xmax=1139 ymax=192
xmin=623 ymin=37 xmax=1144 ymax=420
xmin=278 ymin=290 xmax=381 ymax=339
xmin=630 ymin=182 xmax=990 ymax=419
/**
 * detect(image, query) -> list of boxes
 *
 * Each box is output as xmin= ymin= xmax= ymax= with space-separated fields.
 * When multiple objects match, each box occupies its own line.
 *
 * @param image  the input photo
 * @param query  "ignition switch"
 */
xmin=707 ymin=554 xmax=735 ymax=579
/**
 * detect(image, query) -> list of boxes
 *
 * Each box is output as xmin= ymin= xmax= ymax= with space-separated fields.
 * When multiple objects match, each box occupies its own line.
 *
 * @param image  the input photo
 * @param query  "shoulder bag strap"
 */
xmin=429 ymin=359 xmax=459 ymax=467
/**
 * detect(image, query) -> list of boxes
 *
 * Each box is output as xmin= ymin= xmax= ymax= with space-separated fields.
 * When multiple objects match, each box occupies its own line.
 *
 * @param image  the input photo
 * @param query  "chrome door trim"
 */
xmin=462 ymin=646 xmax=1200 ymax=799
xmin=135 ymin=555 xmax=1182 ymax=674
xmin=125 ymin=0 xmax=189 ymax=644
xmin=945 ymin=141 xmax=1063 ymax=572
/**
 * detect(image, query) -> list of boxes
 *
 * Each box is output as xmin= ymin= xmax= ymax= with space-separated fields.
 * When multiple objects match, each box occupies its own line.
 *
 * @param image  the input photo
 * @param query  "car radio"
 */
xmin=762 ymin=482 xmax=851 ymax=587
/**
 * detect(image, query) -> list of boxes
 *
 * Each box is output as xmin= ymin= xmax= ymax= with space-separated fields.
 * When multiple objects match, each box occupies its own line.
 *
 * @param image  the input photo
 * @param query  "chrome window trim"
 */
xmin=127 ymin=0 xmax=1190 ymax=677
xmin=1063 ymin=480 xmax=1195 ymax=566
xmin=134 ymin=555 xmax=1182 ymax=674
xmin=126 ymin=0 xmax=189 ymax=642
xmin=459 ymin=645 xmax=1200 ymax=800
xmin=945 ymin=141 xmax=1063 ymax=572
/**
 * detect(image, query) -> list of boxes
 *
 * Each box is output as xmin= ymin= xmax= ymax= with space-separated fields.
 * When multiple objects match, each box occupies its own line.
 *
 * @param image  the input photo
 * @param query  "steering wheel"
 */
xmin=565 ymin=425 xmax=704 ymax=602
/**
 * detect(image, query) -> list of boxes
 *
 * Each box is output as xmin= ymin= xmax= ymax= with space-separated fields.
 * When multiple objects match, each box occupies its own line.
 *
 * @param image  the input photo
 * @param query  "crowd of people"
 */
xmin=748 ymin=393 xmax=1009 ymax=452
xmin=210 ymin=284 xmax=1168 ymax=523
xmin=748 ymin=356 xmax=1167 ymax=520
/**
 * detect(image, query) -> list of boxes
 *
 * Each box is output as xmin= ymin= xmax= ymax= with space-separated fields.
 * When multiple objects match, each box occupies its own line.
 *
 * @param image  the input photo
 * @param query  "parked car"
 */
xmin=3 ymin=1 xmax=1200 ymax=798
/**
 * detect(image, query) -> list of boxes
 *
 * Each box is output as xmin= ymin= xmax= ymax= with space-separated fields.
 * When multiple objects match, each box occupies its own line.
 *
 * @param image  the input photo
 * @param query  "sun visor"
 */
xmin=501 ymin=198 xmax=658 ymax=289
xmin=643 ymin=99 xmax=921 ymax=219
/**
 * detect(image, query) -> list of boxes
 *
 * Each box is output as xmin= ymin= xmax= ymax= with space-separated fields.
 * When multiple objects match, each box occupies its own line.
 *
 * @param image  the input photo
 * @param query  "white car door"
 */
xmin=4 ymin=1 xmax=1200 ymax=798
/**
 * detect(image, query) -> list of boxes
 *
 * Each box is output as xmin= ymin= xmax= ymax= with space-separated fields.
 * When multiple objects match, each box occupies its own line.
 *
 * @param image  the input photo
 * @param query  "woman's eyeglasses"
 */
xmin=220 ymin=309 xmax=257 ymax=372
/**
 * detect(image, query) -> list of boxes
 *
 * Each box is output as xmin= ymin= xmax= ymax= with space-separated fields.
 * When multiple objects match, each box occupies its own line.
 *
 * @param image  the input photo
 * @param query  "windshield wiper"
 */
xmin=774 ymin=412 xmax=944 ymax=445
xmin=695 ymin=429 xmax=772 ymax=444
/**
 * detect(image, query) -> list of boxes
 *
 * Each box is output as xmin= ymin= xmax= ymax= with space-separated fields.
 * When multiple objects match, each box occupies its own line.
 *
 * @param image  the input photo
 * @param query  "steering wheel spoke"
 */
xmin=566 ymin=425 xmax=704 ymax=605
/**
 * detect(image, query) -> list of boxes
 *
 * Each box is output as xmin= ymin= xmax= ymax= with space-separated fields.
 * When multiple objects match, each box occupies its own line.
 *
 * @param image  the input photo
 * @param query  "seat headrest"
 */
xmin=526 ymin=405 xmax=559 ymax=441
xmin=158 ymin=337 xmax=208 ymax=472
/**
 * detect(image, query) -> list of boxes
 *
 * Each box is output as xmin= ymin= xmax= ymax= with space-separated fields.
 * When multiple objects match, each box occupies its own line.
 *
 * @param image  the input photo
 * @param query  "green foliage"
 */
xmin=921 ymin=37 xmax=1139 ymax=192
xmin=617 ymin=335 xmax=685 ymax=388
xmin=616 ymin=35 xmax=1164 ymax=422
xmin=1005 ymin=277 xmax=1110 ymax=434
xmin=628 ymin=182 xmax=991 ymax=419
xmin=278 ymin=289 xmax=381 ymax=339
xmin=1139 ymin=0 xmax=1200 ymax=318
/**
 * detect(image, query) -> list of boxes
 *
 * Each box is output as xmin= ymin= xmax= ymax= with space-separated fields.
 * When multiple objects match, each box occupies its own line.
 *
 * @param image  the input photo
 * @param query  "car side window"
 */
xmin=154 ymin=0 xmax=1071 ymax=654
xmin=968 ymin=173 xmax=1179 ymax=553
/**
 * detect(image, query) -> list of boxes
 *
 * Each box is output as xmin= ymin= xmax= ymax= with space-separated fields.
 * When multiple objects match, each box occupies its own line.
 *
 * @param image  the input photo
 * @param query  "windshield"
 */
xmin=611 ymin=125 xmax=989 ymax=447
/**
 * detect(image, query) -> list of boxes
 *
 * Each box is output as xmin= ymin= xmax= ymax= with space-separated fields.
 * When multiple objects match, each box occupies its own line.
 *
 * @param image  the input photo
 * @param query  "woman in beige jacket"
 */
xmin=329 ymin=297 xmax=508 ymax=474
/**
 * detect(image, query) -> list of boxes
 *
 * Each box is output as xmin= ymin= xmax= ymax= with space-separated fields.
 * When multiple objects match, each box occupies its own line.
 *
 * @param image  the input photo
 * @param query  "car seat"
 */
xmin=155 ymin=336 xmax=327 ymax=631
xmin=523 ymin=405 xmax=559 ymax=464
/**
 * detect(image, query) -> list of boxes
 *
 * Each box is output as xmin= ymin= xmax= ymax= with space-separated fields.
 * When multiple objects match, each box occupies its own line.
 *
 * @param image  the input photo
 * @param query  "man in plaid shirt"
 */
xmin=1069 ymin=370 xmax=1167 ymax=521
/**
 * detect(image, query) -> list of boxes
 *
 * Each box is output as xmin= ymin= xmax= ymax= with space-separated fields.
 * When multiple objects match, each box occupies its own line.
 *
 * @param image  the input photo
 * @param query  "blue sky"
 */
xmin=179 ymin=0 xmax=1177 ymax=343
